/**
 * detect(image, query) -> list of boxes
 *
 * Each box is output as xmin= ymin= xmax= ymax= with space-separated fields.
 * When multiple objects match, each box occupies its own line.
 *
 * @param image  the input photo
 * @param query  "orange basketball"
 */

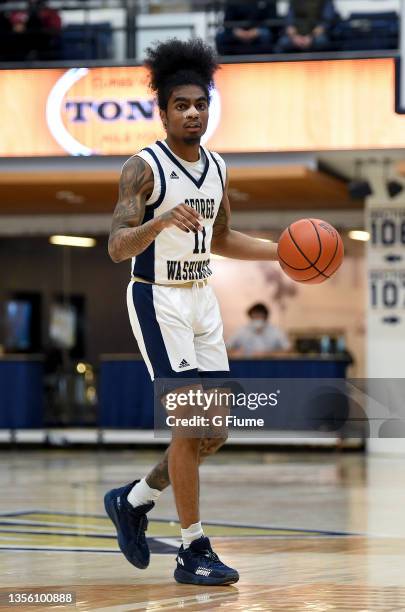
xmin=277 ymin=218 xmax=344 ymax=284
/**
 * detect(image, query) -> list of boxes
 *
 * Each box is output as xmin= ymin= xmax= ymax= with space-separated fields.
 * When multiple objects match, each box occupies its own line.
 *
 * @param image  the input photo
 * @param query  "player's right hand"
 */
xmin=156 ymin=203 xmax=203 ymax=233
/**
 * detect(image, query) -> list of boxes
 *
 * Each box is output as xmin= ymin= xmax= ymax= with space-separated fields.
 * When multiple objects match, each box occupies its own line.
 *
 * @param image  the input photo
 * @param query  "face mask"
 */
xmin=250 ymin=319 xmax=266 ymax=331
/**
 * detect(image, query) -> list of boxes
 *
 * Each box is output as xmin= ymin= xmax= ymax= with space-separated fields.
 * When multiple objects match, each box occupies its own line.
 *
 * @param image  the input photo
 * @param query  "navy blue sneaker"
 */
xmin=104 ymin=480 xmax=154 ymax=569
xmin=174 ymin=536 xmax=239 ymax=585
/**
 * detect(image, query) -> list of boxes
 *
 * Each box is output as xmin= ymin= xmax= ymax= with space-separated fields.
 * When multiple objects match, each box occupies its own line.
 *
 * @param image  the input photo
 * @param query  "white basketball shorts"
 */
xmin=126 ymin=280 xmax=230 ymax=381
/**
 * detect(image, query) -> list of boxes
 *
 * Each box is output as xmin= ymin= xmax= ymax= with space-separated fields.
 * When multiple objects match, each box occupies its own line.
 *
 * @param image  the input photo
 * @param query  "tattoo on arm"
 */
xmin=212 ymin=200 xmax=229 ymax=239
xmin=212 ymin=171 xmax=231 ymax=244
xmin=108 ymin=155 xmax=157 ymax=262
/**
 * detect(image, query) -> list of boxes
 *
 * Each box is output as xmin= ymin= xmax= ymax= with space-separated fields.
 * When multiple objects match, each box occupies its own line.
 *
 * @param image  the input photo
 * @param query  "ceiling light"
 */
xmin=49 ymin=235 xmax=96 ymax=247
xmin=55 ymin=190 xmax=85 ymax=204
xmin=67 ymin=194 xmax=85 ymax=204
xmin=76 ymin=362 xmax=86 ymax=374
xmin=348 ymin=230 xmax=370 ymax=242
xmin=228 ymin=188 xmax=249 ymax=202
xmin=56 ymin=190 xmax=74 ymax=199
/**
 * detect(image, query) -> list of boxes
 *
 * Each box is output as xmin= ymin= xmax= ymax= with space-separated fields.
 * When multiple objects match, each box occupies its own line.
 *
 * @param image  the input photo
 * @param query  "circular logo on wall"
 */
xmin=46 ymin=68 xmax=221 ymax=156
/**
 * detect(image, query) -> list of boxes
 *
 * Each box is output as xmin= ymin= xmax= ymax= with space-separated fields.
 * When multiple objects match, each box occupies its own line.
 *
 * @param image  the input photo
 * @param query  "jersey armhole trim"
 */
xmin=141 ymin=147 xmax=167 ymax=209
xmin=209 ymin=151 xmax=224 ymax=194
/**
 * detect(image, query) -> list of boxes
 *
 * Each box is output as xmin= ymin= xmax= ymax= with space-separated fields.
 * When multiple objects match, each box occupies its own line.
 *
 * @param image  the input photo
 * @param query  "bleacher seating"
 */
xmin=60 ymin=22 xmax=113 ymax=60
xmin=331 ymin=11 xmax=399 ymax=51
xmin=0 ymin=1 xmax=401 ymax=62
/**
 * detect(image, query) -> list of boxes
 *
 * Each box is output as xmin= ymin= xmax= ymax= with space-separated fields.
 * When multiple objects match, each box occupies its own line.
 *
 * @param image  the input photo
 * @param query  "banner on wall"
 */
xmin=368 ymin=207 xmax=405 ymax=325
xmin=1 ymin=58 xmax=404 ymax=157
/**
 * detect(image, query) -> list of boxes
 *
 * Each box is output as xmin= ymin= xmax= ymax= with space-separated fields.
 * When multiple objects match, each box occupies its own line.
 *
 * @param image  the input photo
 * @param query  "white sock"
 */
xmin=181 ymin=521 xmax=204 ymax=549
xmin=127 ymin=478 xmax=161 ymax=508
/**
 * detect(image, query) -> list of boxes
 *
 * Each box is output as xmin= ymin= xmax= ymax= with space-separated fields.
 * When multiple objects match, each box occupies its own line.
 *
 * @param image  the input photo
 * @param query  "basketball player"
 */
xmin=104 ymin=39 xmax=278 ymax=585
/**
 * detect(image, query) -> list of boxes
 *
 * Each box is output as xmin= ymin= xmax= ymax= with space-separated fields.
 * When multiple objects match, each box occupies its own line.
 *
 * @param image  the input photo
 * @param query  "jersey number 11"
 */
xmin=193 ymin=227 xmax=207 ymax=254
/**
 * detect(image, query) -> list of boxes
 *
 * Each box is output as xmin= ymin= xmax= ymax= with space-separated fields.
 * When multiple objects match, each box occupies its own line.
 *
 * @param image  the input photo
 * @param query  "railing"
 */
xmin=0 ymin=0 xmax=401 ymax=65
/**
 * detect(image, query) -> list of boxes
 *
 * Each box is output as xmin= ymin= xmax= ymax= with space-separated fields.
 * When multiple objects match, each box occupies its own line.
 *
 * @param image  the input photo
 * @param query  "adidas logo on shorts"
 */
xmin=170 ymin=171 xmax=179 ymax=179
xmin=178 ymin=359 xmax=190 ymax=369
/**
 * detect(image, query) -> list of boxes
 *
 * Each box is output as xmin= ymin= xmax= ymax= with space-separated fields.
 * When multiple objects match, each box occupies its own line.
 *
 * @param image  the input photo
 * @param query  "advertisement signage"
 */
xmin=0 ymin=58 xmax=403 ymax=157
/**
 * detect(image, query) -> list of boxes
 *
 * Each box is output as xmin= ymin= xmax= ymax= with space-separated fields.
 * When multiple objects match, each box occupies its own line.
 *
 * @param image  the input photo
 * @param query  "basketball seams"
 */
xmin=321 ymin=236 xmax=343 ymax=277
xmin=283 ymin=236 xmax=342 ymax=282
xmin=287 ymin=225 xmax=328 ymax=279
xmin=310 ymin=219 xmax=341 ymax=275
xmin=301 ymin=231 xmax=340 ymax=281
xmin=293 ymin=268 xmax=331 ymax=282
xmin=308 ymin=219 xmax=323 ymax=266
xmin=279 ymin=221 xmax=343 ymax=283
xmin=321 ymin=233 xmax=340 ymax=276
xmin=277 ymin=250 xmax=313 ymax=271
xmin=281 ymin=235 xmax=341 ymax=282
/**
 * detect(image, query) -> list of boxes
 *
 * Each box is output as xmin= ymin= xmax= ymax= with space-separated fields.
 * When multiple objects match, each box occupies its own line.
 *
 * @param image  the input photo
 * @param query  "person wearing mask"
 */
xmin=215 ymin=1 xmax=276 ymax=55
xmin=276 ymin=0 xmax=336 ymax=53
xmin=227 ymin=303 xmax=290 ymax=357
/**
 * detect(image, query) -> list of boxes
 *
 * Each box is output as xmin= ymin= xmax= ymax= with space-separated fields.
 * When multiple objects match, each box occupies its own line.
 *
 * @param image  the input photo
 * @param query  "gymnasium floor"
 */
xmin=0 ymin=448 xmax=405 ymax=611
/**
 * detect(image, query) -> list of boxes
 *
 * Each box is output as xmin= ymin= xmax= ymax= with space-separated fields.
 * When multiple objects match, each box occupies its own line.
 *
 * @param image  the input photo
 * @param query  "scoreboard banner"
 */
xmin=1 ymin=58 xmax=405 ymax=157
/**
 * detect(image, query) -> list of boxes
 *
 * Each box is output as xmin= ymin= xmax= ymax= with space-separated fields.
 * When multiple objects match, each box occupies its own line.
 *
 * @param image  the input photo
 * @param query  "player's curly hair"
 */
xmin=144 ymin=38 xmax=218 ymax=110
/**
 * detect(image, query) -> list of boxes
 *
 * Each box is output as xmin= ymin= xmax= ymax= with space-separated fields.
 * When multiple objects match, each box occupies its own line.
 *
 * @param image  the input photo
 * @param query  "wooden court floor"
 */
xmin=1 ymin=448 xmax=405 ymax=611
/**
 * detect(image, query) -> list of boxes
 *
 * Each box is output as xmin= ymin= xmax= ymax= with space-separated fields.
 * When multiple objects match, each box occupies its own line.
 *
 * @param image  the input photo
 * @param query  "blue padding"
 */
xmin=98 ymin=358 xmax=350 ymax=428
xmin=99 ymin=359 xmax=154 ymax=428
xmin=0 ymin=360 xmax=43 ymax=428
xmin=229 ymin=359 xmax=348 ymax=378
xmin=199 ymin=370 xmax=230 ymax=378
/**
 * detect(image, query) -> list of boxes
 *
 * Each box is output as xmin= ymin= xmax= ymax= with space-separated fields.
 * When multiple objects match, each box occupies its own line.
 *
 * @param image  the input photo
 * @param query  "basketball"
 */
xmin=277 ymin=218 xmax=344 ymax=284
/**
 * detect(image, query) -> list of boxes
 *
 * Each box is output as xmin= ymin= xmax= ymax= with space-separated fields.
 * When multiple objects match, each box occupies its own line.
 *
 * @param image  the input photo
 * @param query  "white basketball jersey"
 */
xmin=131 ymin=140 xmax=225 ymax=284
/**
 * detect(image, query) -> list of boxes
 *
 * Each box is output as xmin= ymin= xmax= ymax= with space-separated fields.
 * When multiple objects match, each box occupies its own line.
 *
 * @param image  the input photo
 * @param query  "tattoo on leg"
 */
xmin=145 ymin=450 xmax=170 ymax=491
xmin=145 ymin=437 xmax=227 ymax=491
xmin=199 ymin=437 xmax=227 ymax=459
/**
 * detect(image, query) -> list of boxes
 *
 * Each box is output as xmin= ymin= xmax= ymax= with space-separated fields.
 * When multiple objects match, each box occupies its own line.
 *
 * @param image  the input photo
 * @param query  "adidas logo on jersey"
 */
xmin=178 ymin=359 xmax=190 ymax=369
xmin=170 ymin=171 xmax=179 ymax=179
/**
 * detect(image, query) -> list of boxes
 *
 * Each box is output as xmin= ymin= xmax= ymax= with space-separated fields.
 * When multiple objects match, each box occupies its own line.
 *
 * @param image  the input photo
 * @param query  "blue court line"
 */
xmin=0 ymin=547 xmax=121 ymax=554
xmin=0 ymin=526 xmax=349 ymax=540
xmin=0 ymin=510 xmax=362 ymax=537
xmin=0 ymin=528 xmax=116 ymax=538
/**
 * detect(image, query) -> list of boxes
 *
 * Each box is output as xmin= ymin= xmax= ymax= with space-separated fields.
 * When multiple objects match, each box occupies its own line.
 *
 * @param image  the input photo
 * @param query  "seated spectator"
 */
xmin=216 ymin=1 xmax=276 ymax=56
xmin=227 ymin=303 xmax=291 ymax=357
xmin=8 ymin=0 xmax=61 ymax=61
xmin=0 ymin=9 xmax=12 ymax=59
xmin=276 ymin=0 xmax=336 ymax=53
